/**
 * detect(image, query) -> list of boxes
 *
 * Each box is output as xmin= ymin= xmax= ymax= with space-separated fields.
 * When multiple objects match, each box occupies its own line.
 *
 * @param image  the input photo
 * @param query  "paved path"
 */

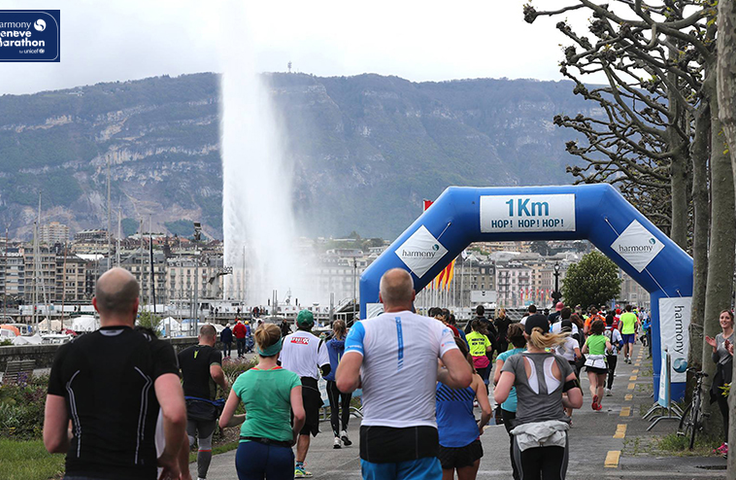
xmin=200 ymin=345 xmax=726 ymax=479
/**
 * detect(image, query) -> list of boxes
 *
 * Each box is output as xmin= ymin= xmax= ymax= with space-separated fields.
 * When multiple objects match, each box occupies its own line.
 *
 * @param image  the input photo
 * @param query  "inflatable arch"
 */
xmin=360 ymin=184 xmax=693 ymax=401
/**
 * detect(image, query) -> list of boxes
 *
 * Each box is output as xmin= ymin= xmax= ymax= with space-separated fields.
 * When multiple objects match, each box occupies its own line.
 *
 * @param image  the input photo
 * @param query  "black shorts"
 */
xmin=438 ymin=439 xmax=483 ymax=469
xmin=586 ymin=366 xmax=608 ymax=375
xmin=299 ymin=377 xmax=323 ymax=437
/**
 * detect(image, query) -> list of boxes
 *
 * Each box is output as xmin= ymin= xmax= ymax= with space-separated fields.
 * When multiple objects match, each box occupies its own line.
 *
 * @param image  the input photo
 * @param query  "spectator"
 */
xmin=233 ymin=319 xmax=246 ymax=358
xmin=221 ymin=323 xmax=233 ymax=358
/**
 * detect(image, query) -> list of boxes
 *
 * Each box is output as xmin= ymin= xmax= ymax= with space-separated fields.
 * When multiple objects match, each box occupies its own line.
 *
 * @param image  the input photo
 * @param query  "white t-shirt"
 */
xmin=604 ymin=327 xmax=623 ymax=356
xmin=551 ymin=322 xmax=579 ymax=336
xmin=279 ymin=330 xmax=330 ymax=379
xmin=555 ymin=337 xmax=579 ymax=362
xmin=344 ymin=310 xmax=458 ymax=428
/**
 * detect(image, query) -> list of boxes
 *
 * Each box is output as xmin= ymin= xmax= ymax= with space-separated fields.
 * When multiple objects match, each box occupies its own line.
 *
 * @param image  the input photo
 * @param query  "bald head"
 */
xmin=379 ymin=268 xmax=414 ymax=310
xmin=94 ymin=268 xmax=140 ymax=320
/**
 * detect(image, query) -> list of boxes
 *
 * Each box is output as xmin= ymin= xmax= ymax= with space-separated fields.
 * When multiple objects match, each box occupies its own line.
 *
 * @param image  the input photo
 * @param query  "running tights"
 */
xmin=607 ymin=355 xmax=618 ymax=389
xmin=513 ymin=439 xmax=568 ymax=480
xmin=235 ymin=441 xmax=294 ymax=480
xmin=326 ymin=380 xmax=352 ymax=436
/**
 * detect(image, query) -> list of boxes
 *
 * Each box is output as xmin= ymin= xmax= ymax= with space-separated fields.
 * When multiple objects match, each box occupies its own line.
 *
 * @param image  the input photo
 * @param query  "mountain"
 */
xmin=0 ymin=72 xmax=596 ymax=240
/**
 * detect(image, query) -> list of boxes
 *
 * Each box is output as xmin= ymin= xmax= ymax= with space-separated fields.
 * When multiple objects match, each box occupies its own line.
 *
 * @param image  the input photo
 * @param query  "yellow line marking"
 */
xmin=628 ymin=383 xmax=636 ymax=390
xmin=629 ymin=375 xmax=638 ymax=381
xmin=632 ymin=369 xmax=639 ymax=374
xmin=625 ymin=394 xmax=633 ymax=401
xmin=634 ymin=363 xmax=641 ymax=367
xmin=620 ymin=406 xmax=631 ymax=417
xmin=613 ymin=424 xmax=627 ymax=439
xmin=604 ymin=450 xmax=621 ymax=468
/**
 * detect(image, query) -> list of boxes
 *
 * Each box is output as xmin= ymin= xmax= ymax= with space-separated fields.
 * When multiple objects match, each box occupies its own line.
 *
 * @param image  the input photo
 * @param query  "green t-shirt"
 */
xmin=620 ymin=312 xmax=638 ymax=334
xmin=232 ymin=367 xmax=301 ymax=443
xmin=585 ymin=334 xmax=608 ymax=356
xmin=466 ymin=331 xmax=490 ymax=358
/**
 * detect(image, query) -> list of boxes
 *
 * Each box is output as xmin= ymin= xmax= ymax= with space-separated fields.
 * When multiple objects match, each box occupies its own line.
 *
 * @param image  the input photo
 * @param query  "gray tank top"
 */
xmin=501 ymin=352 xmax=573 ymax=425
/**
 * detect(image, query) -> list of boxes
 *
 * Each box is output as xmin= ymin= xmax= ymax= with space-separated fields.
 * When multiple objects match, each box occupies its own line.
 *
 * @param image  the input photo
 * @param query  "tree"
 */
xmin=136 ymin=310 xmax=161 ymax=336
xmin=560 ymin=250 xmax=622 ymax=308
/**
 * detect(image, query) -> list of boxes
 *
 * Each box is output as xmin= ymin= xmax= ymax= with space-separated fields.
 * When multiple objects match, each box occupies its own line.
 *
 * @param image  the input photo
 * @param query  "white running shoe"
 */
xmin=341 ymin=430 xmax=352 ymax=446
xmin=605 ymin=388 xmax=612 ymax=396
xmin=333 ymin=436 xmax=342 ymax=449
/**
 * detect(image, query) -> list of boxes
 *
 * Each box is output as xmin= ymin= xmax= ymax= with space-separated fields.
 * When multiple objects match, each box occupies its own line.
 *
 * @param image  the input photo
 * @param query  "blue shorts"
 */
xmin=361 ymin=457 xmax=441 ymax=480
xmin=622 ymin=333 xmax=635 ymax=344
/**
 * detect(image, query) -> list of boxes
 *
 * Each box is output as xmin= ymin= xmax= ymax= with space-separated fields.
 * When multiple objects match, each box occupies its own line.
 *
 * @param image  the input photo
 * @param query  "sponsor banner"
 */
xmin=480 ymin=194 xmax=576 ymax=233
xmin=0 ymin=10 xmax=60 ymax=62
xmin=659 ymin=297 xmax=691 ymax=384
xmin=658 ymin=347 xmax=669 ymax=407
xmin=395 ymin=225 xmax=448 ymax=278
xmin=610 ymin=220 xmax=665 ymax=272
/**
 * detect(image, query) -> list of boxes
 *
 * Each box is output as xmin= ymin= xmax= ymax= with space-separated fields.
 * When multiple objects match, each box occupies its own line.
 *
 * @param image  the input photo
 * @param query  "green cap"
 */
xmin=296 ymin=310 xmax=314 ymax=328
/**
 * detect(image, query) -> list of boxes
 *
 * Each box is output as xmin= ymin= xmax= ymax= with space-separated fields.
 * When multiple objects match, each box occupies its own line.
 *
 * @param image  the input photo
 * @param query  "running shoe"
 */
xmin=592 ymin=395 xmax=599 ymax=411
xmin=341 ymin=430 xmax=352 ymax=446
xmin=595 ymin=402 xmax=603 ymax=411
xmin=294 ymin=465 xmax=313 ymax=478
xmin=605 ymin=388 xmax=612 ymax=396
xmin=333 ymin=436 xmax=341 ymax=449
xmin=715 ymin=443 xmax=728 ymax=456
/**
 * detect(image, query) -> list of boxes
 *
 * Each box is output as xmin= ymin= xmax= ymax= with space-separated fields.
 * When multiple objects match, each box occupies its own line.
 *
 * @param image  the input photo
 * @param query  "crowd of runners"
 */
xmin=43 ymin=267 xmax=659 ymax=480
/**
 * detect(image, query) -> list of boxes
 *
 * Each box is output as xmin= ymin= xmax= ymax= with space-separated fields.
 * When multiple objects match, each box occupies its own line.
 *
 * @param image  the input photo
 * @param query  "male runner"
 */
xmin=337 ymin=268 xmax=472 ymax=480
xmin=43 ymin=268 xmax=188 ymax=480
xmin=280 ymin=309 xmax=331 ymax=478
xmin=619 ymin=304 xmax=639 ymax=363
xmin=179 ymin=324 xmax=229 ymax=480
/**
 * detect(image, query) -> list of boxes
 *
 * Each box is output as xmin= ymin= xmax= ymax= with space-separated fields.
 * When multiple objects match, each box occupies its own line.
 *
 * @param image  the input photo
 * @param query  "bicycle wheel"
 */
xmin=678 ymin=403 xmax=692 ymax=437
xmin=688 ymin=395 xmax=701 ymax=450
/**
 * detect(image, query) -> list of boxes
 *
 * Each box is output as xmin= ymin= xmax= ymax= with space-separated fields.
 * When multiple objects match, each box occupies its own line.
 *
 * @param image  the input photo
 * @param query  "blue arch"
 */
xmin=360 ymin=184 xmax=693 ymax=401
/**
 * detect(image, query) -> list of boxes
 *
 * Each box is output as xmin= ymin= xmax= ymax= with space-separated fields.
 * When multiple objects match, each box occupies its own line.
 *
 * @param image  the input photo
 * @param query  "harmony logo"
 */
xmin=610 ymin=220 xmax=665 ymax=272
xmin=33 ymin=19 xmax=45 ymax=31
xmin=395 ymin=226 xmax=448 ymax=278
xmin=0 ymin=10 xmax=60 ymax=62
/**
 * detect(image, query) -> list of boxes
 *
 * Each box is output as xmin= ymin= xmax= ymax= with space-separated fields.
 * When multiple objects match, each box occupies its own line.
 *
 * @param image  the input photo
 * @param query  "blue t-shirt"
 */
xmin=496 ymin=347 xmax=525 ymax=412
xmin=436 ymin=384 xmax=478 ymax=447
xmin=324 ymin=337 xmax=345 ymax=382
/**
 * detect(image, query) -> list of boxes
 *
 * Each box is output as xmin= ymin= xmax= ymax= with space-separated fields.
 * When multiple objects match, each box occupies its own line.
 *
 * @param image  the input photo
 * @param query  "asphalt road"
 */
xmin=200 ymin=345 xmax=726 ymax=479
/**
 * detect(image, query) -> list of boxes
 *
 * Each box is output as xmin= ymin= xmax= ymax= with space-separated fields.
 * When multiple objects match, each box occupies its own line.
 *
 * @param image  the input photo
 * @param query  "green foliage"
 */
xmin=0 ymin=374 xmax=48 ymax=440
xmin=136 ymin=311 xmax=162 ymax=335
xmin=561 ymin=251 xmax=621 ymax=308
xmin=0 ymin=438 xmax=65 ymax=480
xmin=656 ymin=432 xmax=721 ymax=456
xmin=165 ymin=219 xmax=196 ymax=237
xmin=0 ymin=339 xmax=12 ymax=346
xmin=121 ymin=218 xmax=139 ymax=237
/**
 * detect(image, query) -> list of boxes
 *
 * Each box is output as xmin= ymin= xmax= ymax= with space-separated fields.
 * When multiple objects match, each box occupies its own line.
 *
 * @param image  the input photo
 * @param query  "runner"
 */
xmin=279 ymin=309 xmax=331 ymax=478
xmin=494 ymin=314 xmax=583 ymax=480
xmin=336 ymin=268 xmax=472 ymax=480
xmin=467 ymin=319 xmax=493 ymax=386
xmin=325 ymin=320 xmax=353 ymax=449
xmin=219 ymin=323 xmax=306 ymax=480
xmin=436 ymin=339 xmax=492 ymax=480
xmin=582 ymin=319 xmax=613 ymax=411
xmin=493 ymin=323 xmax=527 ymax=480
xmin=494 ymin=309 xmax=511 ymax=354
xmin=178 ymin=324 xmax=229 ymax=480
xmin=604 ymin=314 xmax=624 ymax=396
xmin=619 ymin=305 xmax=639 ymax=363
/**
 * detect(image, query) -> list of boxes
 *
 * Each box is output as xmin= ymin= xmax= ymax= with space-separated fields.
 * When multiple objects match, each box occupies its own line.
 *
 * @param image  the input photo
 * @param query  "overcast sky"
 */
xmin=0 ymin=0 xmax=591 ymax=95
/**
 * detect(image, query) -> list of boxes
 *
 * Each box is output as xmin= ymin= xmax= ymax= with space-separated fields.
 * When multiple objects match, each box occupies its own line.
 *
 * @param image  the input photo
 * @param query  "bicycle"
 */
xmin=677 ymin=368 xmax=709 ymax=449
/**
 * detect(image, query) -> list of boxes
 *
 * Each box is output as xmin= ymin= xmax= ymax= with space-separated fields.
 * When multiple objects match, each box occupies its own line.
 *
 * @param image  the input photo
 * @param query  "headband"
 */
xmin=257 ymin=337 xmax=283 ymax=357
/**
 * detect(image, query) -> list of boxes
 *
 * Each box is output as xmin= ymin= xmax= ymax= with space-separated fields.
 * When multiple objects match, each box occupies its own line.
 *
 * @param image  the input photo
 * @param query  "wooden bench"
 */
xmin=1 ymin=359 xmax=36 ymax=385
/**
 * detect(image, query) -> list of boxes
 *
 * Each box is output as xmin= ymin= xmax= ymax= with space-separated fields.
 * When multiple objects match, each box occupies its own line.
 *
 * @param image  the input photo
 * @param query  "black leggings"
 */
xmin=513 ymin=435 xmax=568 ymax=480
xmin=716 ymin=393 xmax=729 ymax=443
xmin=326 ymin=380 xmax=352 ymax=436
xmin=501 ymin=409 xmax=520 ymax=480
xmin=607 ymin=355 xmax=618 ymax=389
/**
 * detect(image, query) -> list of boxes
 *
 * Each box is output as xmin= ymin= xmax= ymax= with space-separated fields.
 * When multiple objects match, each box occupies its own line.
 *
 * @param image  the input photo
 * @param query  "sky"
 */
xmin=0 ymin=0 xmax=592 ymax=95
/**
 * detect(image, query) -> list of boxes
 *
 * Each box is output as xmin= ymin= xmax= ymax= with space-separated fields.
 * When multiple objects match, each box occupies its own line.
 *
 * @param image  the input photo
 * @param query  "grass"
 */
xmin=655 ymin=432 xmax=722 ymax=456
xmin=189 ymin=440 xmax=240 ymax=464
xmin=0 ymin=438 xmax=64 ymax=480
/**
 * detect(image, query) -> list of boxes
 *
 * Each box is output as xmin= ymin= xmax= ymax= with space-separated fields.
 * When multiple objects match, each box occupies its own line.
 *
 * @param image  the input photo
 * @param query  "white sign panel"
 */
xmin=470 ymin=290 xmax=497 ymax=303
xmin=395 ymin=225 xmax=448 ymax=278
xmin=610 ymin=220 xmax=665 ymax=272
xmin=480 ymin=194 xmax=576 ymax=233
xmin=659 ymin=296 xmax=691 ymax=384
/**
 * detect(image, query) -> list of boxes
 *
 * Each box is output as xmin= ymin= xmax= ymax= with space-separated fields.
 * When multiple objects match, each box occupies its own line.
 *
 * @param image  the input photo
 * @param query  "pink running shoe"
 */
xmin=592 ymin=395 xmax=599 ymax=411
xmin=715 ymin=443 xmax=728 ymax=456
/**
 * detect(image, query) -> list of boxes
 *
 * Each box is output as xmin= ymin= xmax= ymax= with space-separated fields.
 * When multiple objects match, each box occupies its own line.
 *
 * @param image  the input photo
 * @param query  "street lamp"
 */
xmin=551 ymin=261 xmax=562 ymax=308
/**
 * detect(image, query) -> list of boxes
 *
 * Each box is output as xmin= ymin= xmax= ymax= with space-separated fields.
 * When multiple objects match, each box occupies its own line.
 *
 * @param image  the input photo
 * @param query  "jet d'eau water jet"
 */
xmin=220 ymin=2 xmax=322 ymax=308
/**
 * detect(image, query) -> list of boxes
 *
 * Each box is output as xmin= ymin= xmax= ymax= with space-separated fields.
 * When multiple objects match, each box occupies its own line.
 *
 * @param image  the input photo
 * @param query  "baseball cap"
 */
xmin=296 ymin=310 xmax=314 ymax=328
xmin=525 ymin=313 xmax=549 ymax=334
xmin=560 ymin=319 xmax=573 ymax=333
xmin=555 ymin=302 xmax=564 ymax=311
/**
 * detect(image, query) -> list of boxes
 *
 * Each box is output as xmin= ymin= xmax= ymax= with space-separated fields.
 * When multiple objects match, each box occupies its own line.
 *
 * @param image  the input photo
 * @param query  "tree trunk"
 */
xmin=701 ymin=67 xmax=736 ymax=437
xmin=716 ymin=0 xmax=736 ymax=474
xmin=666 ymin=70 xmax=690 ymax=251
xmin=688 ymin=104 xmax=710 ymax=376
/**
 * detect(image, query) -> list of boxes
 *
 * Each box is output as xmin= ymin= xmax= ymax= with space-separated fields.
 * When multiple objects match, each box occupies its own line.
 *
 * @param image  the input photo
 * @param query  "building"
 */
xmin=23 ymin=246 xmax=58 ymax=304
xmin=39 ymin=222 xmax=70 ymax=246
xmin=55 ymin=252 xmax=91 ymax=303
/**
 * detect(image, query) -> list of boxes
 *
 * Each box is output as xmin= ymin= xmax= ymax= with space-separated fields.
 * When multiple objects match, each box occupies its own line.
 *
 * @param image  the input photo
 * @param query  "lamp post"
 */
xmin=551 ymin=261 xmax=562 ymax=308
xmin=192 ymin=222 xmax=202 ymax=337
